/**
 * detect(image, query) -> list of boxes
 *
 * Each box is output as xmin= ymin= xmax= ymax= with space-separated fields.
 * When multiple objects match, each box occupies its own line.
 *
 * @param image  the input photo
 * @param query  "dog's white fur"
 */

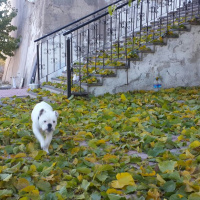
xmin=31 ymin=101 xmax=58 ymax=153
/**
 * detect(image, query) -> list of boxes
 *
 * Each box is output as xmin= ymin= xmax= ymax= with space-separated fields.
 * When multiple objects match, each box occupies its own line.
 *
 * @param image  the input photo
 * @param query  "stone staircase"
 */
xmin=30 ymin=1 xmax=200 ymax=98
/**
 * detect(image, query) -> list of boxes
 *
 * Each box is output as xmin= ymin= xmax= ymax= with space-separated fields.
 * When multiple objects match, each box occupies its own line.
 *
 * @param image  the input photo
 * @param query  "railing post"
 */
xmin=67 ymin=38 xmax=71 ymax=98
xmin=37 ymin=44 xmax=40 ymax=87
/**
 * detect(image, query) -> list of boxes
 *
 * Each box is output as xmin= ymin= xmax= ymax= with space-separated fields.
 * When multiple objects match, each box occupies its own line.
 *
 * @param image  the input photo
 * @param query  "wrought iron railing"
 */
xmin=34 ymin=0 xmax=200 ymax=97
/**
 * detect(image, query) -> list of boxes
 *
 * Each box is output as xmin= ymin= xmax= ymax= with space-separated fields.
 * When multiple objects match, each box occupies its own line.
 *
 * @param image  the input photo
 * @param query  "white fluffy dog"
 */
xmin=31 ymin=101 xmax=58 ymax=153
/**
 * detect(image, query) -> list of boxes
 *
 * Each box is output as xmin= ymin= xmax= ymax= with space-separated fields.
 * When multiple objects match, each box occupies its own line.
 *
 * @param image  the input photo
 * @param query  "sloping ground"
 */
xmin=0 ymin=87 xmax=200 ymax=199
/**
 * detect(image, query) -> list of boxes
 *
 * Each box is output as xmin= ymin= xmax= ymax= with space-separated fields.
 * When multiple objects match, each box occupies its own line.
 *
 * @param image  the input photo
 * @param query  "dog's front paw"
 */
xmin=42 ymin=145 xmax=49 ymax=154
xmin=40 ymin=143 xmax=44 ymax=150
xmin=43 ymin=149 xmax=49 ymax=154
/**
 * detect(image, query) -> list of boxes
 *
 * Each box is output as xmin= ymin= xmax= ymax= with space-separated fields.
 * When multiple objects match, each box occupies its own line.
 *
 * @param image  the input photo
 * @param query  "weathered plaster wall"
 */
xmin=89 ymin=25 xmax=200 ymax=96
xmin=2 ymin=0 xmax=114 ymax=87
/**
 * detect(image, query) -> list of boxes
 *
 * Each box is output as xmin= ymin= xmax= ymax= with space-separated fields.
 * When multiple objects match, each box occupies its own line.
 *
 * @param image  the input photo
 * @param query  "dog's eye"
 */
xmin=53 ymin=121 xmax=55 ymax=123
xmin=44 ymin=121 xmax=46 ymax=123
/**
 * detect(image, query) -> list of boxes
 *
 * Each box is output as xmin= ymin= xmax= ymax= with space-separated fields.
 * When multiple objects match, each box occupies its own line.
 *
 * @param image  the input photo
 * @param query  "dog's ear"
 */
xmin=54 ymin=111 xmax=59 ymax=118
xmin=39 ymin=109 xmax=45 ymax=117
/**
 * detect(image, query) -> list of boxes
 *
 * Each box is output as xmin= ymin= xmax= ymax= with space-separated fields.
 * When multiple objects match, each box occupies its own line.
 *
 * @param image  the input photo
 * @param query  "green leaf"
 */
xmin=169 ymin=194 xmax=187 ymax=200
xmin=91 ymin=192 xmax=101 ymax=200
xmin=0 ymin=174 xmax=12 ymax=182
xmin=0 ymin=189 xmax=13 ymax=198
xmin=158 ymin=160 xmax=177 ymax=173
xmin=162 ymin=180 xmax=176 ymax=192
xmin=58 ymin=186 xmax=68 ymax=197
xmin=36 ymin=180 xmax=51 ymax=192
xmin=188 ymin=193 xmax=200 ymax=200
xmin=148 ymin=146 xmax=165 ymax=157
xmin=77 ymin=167 xmax=91 ymax=174
xmin=17 ymin=130 xmax=31 ymax=137
xmin=124 ymin=185 xmax=137 ymax=194
xmin=5 ymin=145 xmax=13 ymax=154
xmin=34 ymin=150 xmax=47 ymax=160
xmin=81 ymin=179 xmax=90 ymax=191
xmin=96 ymin=173 xmax=108 ymax=182
xmin=41 ymin=162 xmax=56 ymax=176
xmin=3 ymin=162 xmax=21 ymax=173
xmin=108 ymin=194 xmax=122 ymax=200
xmin=152 ymin=128 xmax=164 ymax=136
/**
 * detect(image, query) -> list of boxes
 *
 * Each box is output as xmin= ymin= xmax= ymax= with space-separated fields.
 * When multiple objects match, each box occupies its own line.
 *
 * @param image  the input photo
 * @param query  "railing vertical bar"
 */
xmin=59 ymin=34 xmax=61 ymax=69
xmin=139 ymin=0 xmax=143 ymax=46
xmin=185 ymin=0 xmax=187 ymax=22
xmin=46 ymin=40 xmax=49 ymax=82
xmin=153 ymin=0 xmax=156 ymax=40
xmin=132 ymin=5 xmax=135 ymax=51
xmin=178 ymin=0 xmax=181 ymax=25
xmin=70 ymin=36 xmax=73 ymax=68
xmin=66 ymin=38 xmax=71 ymax=98
xmin=160 ymin=0 xmax=163 ymax=37
xmin=79 ymin=31 xmax=82 ymax=83
xmin=87 ymin=28 xmax=90 ymax=76
xmin=125 ymin=7 xmax=128 ymax=64
xmin=117 ymin=11 xmax=120 ymax=59
xmin=136 ymin=1 xmax=139 ymax=28
xmin=172 ymin=1 xmax=175 ymax=27
xmin=146 ymin=0 xmax=149 ymax=42
xmin=98 ymin=19 xmax=101 ymax=49
xmin=37 ymin=44 xmax=40 ymax=86
xmin=53 ymin=36 xmax=55 ymax=73
xmin=191 ymin=0 xmax=193 ymax=17
xmin=110 ymin=16 xmax=113 ymax=63
xmin=95 ymin=24 xmax=97 ymax=71
xmin=40 ymin=42 xmax=43 ymax=79
xmin=104 ymin=16 xmax=107 ymax=69
xmin=166 ymin=0 xmax=169 ymax=32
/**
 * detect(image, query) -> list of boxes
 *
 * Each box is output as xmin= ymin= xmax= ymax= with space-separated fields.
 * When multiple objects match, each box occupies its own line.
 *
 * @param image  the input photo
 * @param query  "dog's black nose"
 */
xmin=48 ymin=123 xmax=52 ymax=129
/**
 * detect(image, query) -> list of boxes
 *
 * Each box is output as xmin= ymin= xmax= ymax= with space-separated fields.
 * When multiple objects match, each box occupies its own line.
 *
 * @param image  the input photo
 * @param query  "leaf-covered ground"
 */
xmin=0 ymin=87 xmax=200 ymax=200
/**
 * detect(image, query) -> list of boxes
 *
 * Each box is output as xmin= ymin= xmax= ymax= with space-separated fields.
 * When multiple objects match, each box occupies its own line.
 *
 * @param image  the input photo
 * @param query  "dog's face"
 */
xmin=38 ymin=109 xmax=58 ymax=133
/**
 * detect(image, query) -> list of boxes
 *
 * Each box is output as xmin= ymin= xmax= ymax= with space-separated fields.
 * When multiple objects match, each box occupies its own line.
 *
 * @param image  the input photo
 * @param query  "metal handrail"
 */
xmin=63 ymin=0 xmax=133 ymax=36
xmin=34 ymin=0 xmax=123 ymax=42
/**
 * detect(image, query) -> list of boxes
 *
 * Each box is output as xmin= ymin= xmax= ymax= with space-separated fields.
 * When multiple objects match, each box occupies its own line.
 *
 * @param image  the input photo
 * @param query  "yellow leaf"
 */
xmin=156 ymin=174 xmax=166 ymax=185
xmin=73 ymin=158 xmax=78 ymax=165
xmin=189 ymin=141 xmax=200 ymax=149
xmin=129 ymin=117 xmax=140 ymax=123
xmin=86 ymin=132 xmax=93 ymax=138
xmin=178 ymin=194 xmax=184 ymax=198
xmin=181 ymin=129 xmax=186 ymax=134
xmin=30 ymin=165 xmax=36 ymax=172
xmin=178 ymin=135 xmax=184 ymax=141
xmin=32 ymin=189 xmax=39 ymax=195
xmin=147 ymin=188 xmax=160 ymax=200
xmin=111 ymin=172 xmax=136 ymax=189
xmin=121 ymin=94 xmax=127 ymax=102
xmin=150 ymin=142 xmax=155 ymax=147
xmin=181 ymin=170 xmax=191 ymax=180
xmin=14 ymin=153 xmax=27 ymax=158
xmin=71 ymin=147 xmax=80 ymax=155
xmin=185 ymin=150 xmax=195 ymax=159
xmin=78 ymin=174 xmax=83 ymax=182
xmin=106 ymin=188 xmax=122 ymax=195
xmin=105 ymin=126 xmax=112 ymax=132
xmin=97 ymin=139 xmax=106 ymax=145
xmin=19 ymin=197 xmax=29 ymax=200
xmin=85 ymin=157 xmax=96 ymax=163
xmin=16 ymin=178 xmax=30 ymax=190
xmin=20 ymin=185 xmax=36 ymax=193
xmin=103 ymin=154 xmax=118 ymax=163
xmin=42 ymin=174 xmax=55 ymax=181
